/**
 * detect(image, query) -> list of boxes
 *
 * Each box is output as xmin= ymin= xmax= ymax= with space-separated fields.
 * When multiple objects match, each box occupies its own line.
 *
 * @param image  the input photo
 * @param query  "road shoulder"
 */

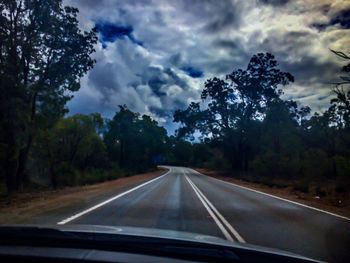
xmin=0 ymin=168 xmax=167 ymax=225
xmin=195 ymin=168 xmax=350 ymax=219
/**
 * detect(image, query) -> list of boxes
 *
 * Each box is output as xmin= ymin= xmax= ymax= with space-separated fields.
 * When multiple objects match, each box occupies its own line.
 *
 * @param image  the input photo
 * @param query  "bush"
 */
xmin=293 ymin=179 xmax=310 ymax=193
xmin=314 ymin=185 xmax=327 ymax=197
xmin=79 ymin=168 xmax=122 ymax=185
xmin=300 ymin=149 xmax=332 ymax=178
xmin=205 ymin=153 xmax=230 ymax=171
xmin=335 ymin=183 xmax=346 ymax=193
xmin=334 ymin=155 xmax=350 ymax=178
xmin=56 ymin=164 xmax=79 ymax=187
xmin=252 ymin=151 xmax=300 ymax=178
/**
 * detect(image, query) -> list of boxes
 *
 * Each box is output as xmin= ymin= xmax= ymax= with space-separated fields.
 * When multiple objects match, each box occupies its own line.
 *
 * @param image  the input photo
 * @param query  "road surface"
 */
xmin=56 ymin=166 xmax=350 ymax=262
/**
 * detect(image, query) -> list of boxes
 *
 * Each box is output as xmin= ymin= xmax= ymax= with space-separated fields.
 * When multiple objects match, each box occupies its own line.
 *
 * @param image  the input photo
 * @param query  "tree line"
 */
xmin=174 ymin=51 xmax=350 ymax=193
xmin=1 ymin=0 xmax=349 ymax=197
xmin=0 ymin=0 xmax=204 ymax=196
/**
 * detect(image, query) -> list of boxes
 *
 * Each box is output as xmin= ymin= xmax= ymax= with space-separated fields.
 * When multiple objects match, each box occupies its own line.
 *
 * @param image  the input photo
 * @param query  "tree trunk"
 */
xmin=119 ymin=139 xmax=124 ymax=169
xmin=231 ymin=148 xmax=237 ymax=170
xmin=15 ymin=134 xmax=33 ymax=191
xmin=15 ymin=92 xmax=38 ymax=190
xmin=243 ymin=146 xmax=249 ymax=172
xmin=50 ymin=163 xmax=57 ymax=189
xmin=237 ymin=140 xmax=244 ymax=171
xmin=4 ymin=132 xmax=18 ymax=198
xmin=331 ymin=129 xmax=337 ymax=177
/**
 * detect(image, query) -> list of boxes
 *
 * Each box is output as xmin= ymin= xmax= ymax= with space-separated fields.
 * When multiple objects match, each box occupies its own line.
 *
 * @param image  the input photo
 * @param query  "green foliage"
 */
xmin=252 ymin=151 xmax=300 ymax=179
xmin=104 ymin=106 xmax=168 ymax=172
xmin=204 ymin=151 xmax=230 ymax=171
xmin=192 ymin=143 xmax=212 ymax=167
xmin=334 ymin=155 xmax=350 ymax=178
xmin=22 ymin=108 xmax=171 ymax=190
xmin=170 ymin=140 xmax=194 ymax=166
xmin=31 ymin=113 xmax=109 ymax=188
xmin=77 ymin=168 xmax=122 ymax=186
xmin=0 ymin=0 xmax=97 ymax=193
xmin=292 ymin=179 xmax=310 ymax=193
xmin=300 ymin=149 xmax=332 ymax=179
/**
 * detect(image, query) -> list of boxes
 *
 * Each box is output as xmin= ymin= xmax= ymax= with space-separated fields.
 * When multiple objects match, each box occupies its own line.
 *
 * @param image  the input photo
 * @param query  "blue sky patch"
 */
xmin=95 ymin=21 xmax=143 ymax=48
xmin=181 ymin=66 xmax=204 ymax=78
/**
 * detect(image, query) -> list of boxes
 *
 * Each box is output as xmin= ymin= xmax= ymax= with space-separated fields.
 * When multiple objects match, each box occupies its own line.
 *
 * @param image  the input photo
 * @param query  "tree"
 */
xmin=226 ymin=53 xmax=294 ymax=118
xmin=34 ymin=114 xmax=107 ymax=188
xmin=329 ymin=49 xmax=350 ymax=128
xmin=174 ymin=53 xmax=294 ymax=171
xmin=104 ymin=106 xmax=168 ymax=172
xmin=0 ymin=0 xmax=97 ymax=193
xmin=104 ymin=106 xmax=139 ymax=169
xmin=254 ymin=99 xmax=303 ymax=178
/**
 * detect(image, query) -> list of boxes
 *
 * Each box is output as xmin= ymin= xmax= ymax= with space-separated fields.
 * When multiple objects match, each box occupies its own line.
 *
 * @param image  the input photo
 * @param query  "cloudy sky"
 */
xmin=65 ymin=0 xmax=350 ymax=133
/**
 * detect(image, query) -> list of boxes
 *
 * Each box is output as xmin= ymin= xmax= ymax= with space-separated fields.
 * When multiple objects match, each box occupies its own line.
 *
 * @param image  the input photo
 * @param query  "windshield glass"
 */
xmin=0 ymin=0 xmax=350 ymax=262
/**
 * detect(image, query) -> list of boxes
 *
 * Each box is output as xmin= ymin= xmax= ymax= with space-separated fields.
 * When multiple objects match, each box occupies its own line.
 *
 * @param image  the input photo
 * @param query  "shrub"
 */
xmin=300 ymin=149 xmax=332 ymax=178
xmin=315 ymin=185 xmax=327 ymax=197
xmin=252 ymin=151 xmax=300 ymax=179
xmin=293 ymin=179 xmax=310 ymax=193
xmin=205 ymin=154 xmax=230 ymax=171
xmin=334 ymin=155 xmax=350 ymax=178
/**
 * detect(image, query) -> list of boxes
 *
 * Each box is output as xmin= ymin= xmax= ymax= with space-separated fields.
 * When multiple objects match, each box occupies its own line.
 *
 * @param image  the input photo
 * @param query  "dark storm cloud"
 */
xmin=259 ymin=0 xmax=290 ymax=6
xmin=312 ymin=7 xmax=350 ymax=31
xmin=330 ymin=8 xmax=350 ymax=29
xmin=175 ymin=0 xmax=243 ymax=32
xmin=136 ymin=66 xmax=190 ymax=97
xmin=312 ymin=23 xmax=328 ymax=31
xmin=87 ymin=62 xmax=119 ymax=98
xmin=257 ymin=29 xmax=340 ymax=84
xmin=79 ymin=44 xmax=198 ymax=123
xmin=163 ymin=68 xmax=189 ymax=89
xmin=65 ymin=0 xmax=350 ymax=131
xmin=288 ymin=58 xmax=338 ymax=84
xmin=204 ymin=8 xmax=237 ymax=32
xmin=169 ymin=53 xmax=182 ymax=67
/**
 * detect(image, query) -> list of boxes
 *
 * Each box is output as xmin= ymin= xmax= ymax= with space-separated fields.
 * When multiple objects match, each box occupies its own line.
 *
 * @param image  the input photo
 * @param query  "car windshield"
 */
xmin=0 ymin=0 xmax=350 ymax=262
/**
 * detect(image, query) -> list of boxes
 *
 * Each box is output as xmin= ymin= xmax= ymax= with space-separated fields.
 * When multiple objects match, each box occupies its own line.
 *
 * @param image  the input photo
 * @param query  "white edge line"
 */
xmin=57 ymin=169 xmax=170 ymax=225
xmin=184 ymin=175 xmax=234 ymax=242
xmin=189 ymin=177 xmax=246 ymax=243
xmin=191 ymin=169 xmax=350 ymax=222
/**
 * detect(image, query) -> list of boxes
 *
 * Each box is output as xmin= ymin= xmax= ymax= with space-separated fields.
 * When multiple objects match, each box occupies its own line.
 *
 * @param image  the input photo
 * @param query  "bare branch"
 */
xmin=330 ymin=49 xmax=350 ymax=60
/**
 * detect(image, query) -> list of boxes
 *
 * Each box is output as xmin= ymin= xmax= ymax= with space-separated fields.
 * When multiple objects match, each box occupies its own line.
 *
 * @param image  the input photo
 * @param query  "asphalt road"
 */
xmin=58 ymin=166 xmax=350 ymax=262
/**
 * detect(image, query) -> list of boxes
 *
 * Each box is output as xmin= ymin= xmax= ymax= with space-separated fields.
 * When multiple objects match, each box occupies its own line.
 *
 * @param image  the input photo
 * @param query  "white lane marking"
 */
xmin=57 ymin=169 xmax=170 ymax=225
xmin=188 ymin=176 xmax=246 ymax=243
xmin=185 ymin=175 xmax=234 ymax=242
xmin=190 ymin=169 xmax=350 ymax=222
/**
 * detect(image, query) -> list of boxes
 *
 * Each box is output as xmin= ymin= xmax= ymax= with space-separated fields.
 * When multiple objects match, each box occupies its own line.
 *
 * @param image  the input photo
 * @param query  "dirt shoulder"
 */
xmin=196 ymin=168 xmax=350 ymax=219
xmin=0 ymin=168 xmax=167 ymax=225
